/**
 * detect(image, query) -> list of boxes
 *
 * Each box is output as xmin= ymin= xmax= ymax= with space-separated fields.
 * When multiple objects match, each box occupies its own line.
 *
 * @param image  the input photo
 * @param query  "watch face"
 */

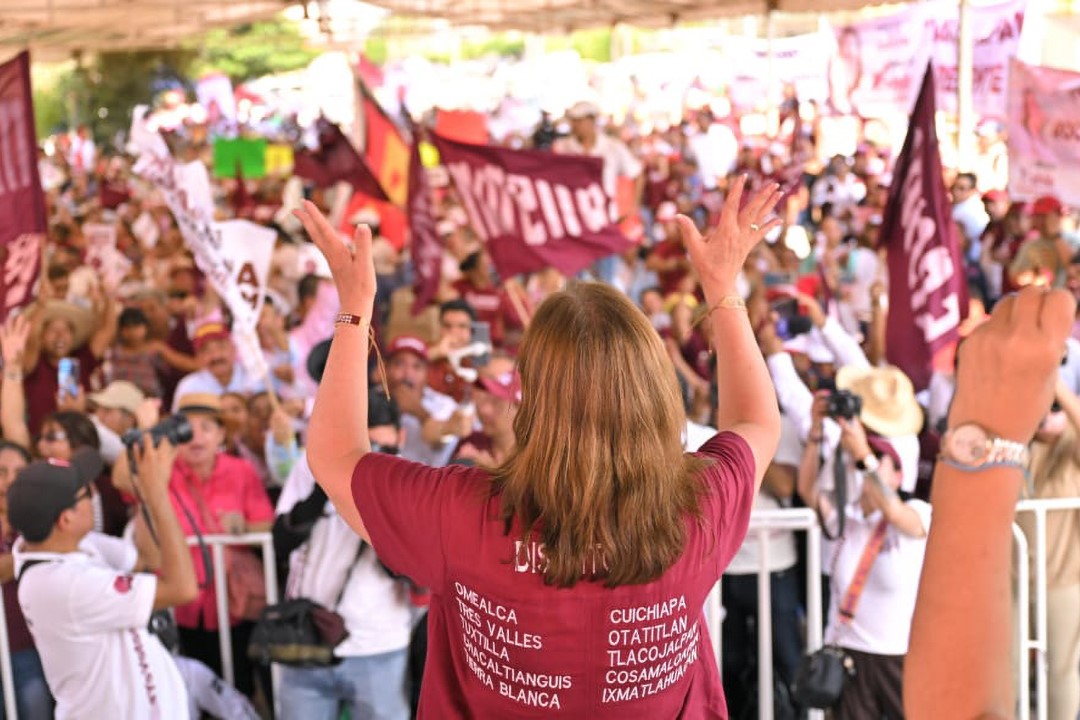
xmin=948 ymin=424 xmax=990 ymax=465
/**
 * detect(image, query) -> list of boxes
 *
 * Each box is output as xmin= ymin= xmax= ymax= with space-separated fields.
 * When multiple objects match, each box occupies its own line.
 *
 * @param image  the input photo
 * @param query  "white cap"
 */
xmin=566 ymin=101 xmax=600 ymax=120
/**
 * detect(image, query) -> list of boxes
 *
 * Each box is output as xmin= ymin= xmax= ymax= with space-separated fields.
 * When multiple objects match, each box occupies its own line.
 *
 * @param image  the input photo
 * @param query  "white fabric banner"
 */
xmin=724 ymin=32 xmax=832 ymax=109
xmin=129 ymin=107 xmax=275 ymax=377
xmin=1006 ymin=57 xmax=1080 ymax=206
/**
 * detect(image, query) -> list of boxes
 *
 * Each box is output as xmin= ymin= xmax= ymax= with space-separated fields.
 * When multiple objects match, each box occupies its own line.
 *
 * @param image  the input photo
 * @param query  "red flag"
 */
xmin=407 ymin=134 xmax=442 ymax=315
xmin=431 ymin=132 xmax=632 ymax=279
xmin=0 ymin=51 xmax=45 ymax=318
xmin=293 ymin=118 xmax=390 ymax=203
xmin=359 ymin=82 xmax=408 ymax=208
xmin=881 ymin=64 xmax=969 ymax=391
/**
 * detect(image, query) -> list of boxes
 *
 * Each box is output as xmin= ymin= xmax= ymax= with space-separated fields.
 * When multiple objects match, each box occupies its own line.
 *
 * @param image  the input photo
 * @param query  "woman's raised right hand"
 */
xmin=294 ymin=200 xmax=377 ymax=314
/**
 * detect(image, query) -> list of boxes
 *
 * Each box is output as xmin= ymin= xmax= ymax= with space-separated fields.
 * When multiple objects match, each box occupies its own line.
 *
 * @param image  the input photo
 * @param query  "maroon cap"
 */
xmin=387 ymin=335 xmax=428 ymax=363
xmin=1032 ymin=195 xmax=1065 ymax=216
xmin=192 ymin=321 xmax=230 ymax=351
xmin=476 ymin=370 xmax=522 ymax=404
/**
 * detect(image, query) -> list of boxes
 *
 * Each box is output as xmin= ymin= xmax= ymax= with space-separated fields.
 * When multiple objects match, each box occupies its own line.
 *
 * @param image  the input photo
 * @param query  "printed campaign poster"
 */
xmin=1006 ymin=57 xmax=1080 ymax=206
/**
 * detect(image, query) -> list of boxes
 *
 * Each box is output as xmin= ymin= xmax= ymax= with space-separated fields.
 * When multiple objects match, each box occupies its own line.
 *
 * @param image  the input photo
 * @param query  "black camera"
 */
xmin=122 ymin=414 xmax=194 ymax=449
xmin=826 ymin=390 xmax=863 ymax=421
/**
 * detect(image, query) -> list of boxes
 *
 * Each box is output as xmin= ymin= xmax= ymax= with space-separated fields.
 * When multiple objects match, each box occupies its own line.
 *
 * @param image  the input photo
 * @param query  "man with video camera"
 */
xmin=9 ymin=429 xmax=197 ymax=719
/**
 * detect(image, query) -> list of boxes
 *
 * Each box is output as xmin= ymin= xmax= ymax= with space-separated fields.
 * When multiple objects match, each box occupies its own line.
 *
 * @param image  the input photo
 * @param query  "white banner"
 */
xmin=724 ymin=32 xmax=832 ymax=110
xmin=829 ymin=0 xmax=1026 ymax=119
xmin=82 ymin=222 xmax=131 ymax=292
xmin=1006 ymin=58 xmax=1080 ymax=206
xmin=129 ymin=107 xmax=275 ymax=377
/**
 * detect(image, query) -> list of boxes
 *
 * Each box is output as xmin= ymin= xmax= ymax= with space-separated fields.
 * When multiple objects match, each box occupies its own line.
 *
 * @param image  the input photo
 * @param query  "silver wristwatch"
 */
xmin=939 ymin=423 xmax=1030 ymax=473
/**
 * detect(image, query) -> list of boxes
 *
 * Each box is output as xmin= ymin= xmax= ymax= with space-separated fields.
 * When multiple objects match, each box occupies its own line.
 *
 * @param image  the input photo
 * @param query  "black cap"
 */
xmin=306 ymin=338 xmax=333 ymax=385
xmin=8 ymin=448 xmax=103 ymax=542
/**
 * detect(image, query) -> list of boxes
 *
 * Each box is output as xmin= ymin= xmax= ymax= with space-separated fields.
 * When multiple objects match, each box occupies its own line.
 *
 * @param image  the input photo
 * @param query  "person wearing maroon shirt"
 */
xmin=452 ymin=370 xmax=521 ymax=467
xmin=451 ymin=251 xmax=525 ymax=350
xmin=18 ymin=299 xmax=115 ymax=437
xmin=293 ymin=176 xmax=783 ymax=719
xmin=646 ymin=209 xmax=695 ymax=296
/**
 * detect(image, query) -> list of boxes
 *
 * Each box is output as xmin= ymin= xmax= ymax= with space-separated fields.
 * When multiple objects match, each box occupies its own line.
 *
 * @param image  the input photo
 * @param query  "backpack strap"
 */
xmin=16 ymin=558 xmax=53 ymax=583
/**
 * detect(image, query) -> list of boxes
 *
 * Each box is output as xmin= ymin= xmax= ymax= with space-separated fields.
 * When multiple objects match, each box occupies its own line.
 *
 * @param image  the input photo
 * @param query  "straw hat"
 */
xmin=40 ymin=301 xmax=95 ymax=350
xmin=836 ymin=365 xmax=924 ymax=437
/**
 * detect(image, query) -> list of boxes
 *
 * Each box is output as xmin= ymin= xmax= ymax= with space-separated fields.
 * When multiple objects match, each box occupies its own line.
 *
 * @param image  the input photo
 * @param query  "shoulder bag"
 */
xmin=248 ymin=539 xmax=366 ymax=667
xmin=792 ymin=517 xmax=889 ymax=709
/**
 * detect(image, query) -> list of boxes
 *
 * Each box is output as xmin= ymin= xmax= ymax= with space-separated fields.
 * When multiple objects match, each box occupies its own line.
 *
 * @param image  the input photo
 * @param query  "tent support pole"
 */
xmin=957 ymin=0 xmax=975 ymax=171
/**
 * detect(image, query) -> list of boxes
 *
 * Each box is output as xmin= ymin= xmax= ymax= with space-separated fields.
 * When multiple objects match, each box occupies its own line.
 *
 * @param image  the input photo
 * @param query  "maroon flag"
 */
xmin=431 ymin=133 xmax=632 ymax=278
xmin=293 ymin=118 xmax=390 ymax=203
xmin=881 ymin=64 xmax=969 ymax=391
xmin=407 ymin=134 xmax=441 ymax=314
xmin=0 ymin=51 xmax=45 ymax=318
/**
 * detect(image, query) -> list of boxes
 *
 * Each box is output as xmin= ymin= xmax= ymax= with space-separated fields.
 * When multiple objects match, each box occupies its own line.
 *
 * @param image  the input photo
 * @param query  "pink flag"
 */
xmin=880 ymin=64 xmax=969 ymax=391
xmin=0 ymin=51 xmax=45 ymax=318
xmin=431 ymin=133 xmax=632 ymax=278
xmin=407 ymin=135 xmax=442 ymax=315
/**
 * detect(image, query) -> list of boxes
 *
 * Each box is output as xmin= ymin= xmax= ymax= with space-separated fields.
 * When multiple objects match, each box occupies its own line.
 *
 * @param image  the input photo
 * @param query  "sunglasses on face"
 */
xmin=40 ymin=431 xmax=67 ymax=443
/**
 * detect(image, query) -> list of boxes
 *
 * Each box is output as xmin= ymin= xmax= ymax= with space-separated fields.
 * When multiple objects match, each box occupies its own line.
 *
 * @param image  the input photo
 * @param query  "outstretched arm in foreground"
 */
xmin=905 ymin=286 xmax=1075 ymax=719
xmin=293 ymin=201 xmax=376 ymax=542
xmin=677 ymin=176 xmax=783 ymax=489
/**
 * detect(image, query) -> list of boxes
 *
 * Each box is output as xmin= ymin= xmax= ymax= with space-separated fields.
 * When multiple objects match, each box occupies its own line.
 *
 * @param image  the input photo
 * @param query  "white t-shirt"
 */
xmin=171 ymin=366 xmax=266 ymax=411
xmin=687 ymin=124 xmax=738 ymax=190
xmin=823 ymin=501 xmax=931 ymax=656
xmin=400 ymin=387 xmax=460 ymax=468
xmin=14 ymin=534 xmax=189 ymax=720
xmin=553 ymin=133 xmax=643 ymax=203
xmin=276 ymin=454 xmax=413 ymax=658
xmin=725 ymin=414 xmax=799 ymax=575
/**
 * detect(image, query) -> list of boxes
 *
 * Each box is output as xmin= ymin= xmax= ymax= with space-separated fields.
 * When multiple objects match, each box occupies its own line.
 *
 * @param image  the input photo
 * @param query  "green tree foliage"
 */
xmin=189 ymin=21 xmax=319 ymax=83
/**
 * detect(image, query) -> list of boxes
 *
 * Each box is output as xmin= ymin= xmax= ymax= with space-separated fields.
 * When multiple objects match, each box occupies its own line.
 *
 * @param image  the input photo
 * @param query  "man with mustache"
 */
xmin=170 ymin=322 xmax=265 ymax=411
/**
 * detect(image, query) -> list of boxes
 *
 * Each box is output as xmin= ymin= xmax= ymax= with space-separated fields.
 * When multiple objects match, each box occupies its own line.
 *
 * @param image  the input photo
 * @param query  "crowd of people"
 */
xmin=0 ymin=86 xmax=1076 ymax=720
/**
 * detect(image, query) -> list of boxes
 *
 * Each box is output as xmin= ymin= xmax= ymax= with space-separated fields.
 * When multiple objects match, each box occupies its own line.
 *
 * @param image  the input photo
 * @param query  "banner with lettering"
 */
xmin=216 ymin=219 xmax=277 ymax=371
xmin=407 ymin=136 xmax=442 ymax=314
xmin=1006 ymin=58 xmax=1080 ymax=206
xmin=129 ymin=107 xmax=273 ymax=376
xmin=0 ymin=51 xmax=46 ymax=317
xmin=880 ymin=66 xmax=969 ymax=392
xmin=431 ymin=133 xmax=632 ymax=279
xmin=829 ymin=0 xmax=1025 ymax=119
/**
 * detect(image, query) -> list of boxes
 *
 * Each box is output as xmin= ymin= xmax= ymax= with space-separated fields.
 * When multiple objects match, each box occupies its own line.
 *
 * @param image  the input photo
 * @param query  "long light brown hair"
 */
xmin=490 ymin=282 xmax=710 ymax=588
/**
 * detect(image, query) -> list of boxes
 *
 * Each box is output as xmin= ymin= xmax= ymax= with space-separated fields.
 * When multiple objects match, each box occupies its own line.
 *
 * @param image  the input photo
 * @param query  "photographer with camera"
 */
xmin=10 ymin=435 xmax=196 ymax=719
xmin=794 ymin=367 xmax=928 ymax=719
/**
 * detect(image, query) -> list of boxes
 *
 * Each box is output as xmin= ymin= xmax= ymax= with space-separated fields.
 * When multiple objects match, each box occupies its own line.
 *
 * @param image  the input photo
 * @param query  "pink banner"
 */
xmin=408 ymin=136 xmax=442 ymax=315
xmin=0 ymin=51 xmax=45 ymax=317
xmin=881 ymin=65 xmax=969 ymax=392
xmin=1007 ymin=57 xmax=1080 ymax=207
xmin=830 ymin=0 xmax=1025 ymax=120
xmin=431 ymin=133 xmax=631 ymax=279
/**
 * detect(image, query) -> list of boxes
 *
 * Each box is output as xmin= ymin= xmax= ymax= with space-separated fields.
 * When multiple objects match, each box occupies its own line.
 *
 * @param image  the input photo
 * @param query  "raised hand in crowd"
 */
xmin=675 ymin=176 xmax=783 ymax=486
xmin=906 ymin=285 xmax=1076 ymax=720
xmin=55 ymin=385 xmax=87 ymax=413
xmin=134 ymin=397 xmax=162 ymax=431
xmin=0 ymin=313 xmax=30 ymax=373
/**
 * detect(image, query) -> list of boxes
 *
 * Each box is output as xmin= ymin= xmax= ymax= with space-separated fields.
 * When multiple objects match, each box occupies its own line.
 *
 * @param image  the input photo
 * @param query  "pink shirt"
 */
xmin=353 ymin=432 xmax=755 ymax=719
xmin=169 ymin=454 xmax=275 ymax=630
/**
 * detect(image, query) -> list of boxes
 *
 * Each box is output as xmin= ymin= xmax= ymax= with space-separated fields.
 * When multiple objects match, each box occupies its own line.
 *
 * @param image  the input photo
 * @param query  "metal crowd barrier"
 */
xmin=0 ymin=503 xmax=1076 ymax=720
xmin=0 ymin=531 xmax=278 ymax=720
xmin=704 ymin=507 xmax=825 ymax=720
xmin=1013 ymin=497 xmax=1080 ymax=720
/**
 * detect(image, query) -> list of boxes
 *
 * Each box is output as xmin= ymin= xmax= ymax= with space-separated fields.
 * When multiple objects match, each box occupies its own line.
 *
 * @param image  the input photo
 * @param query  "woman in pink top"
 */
xmin=293 ymin=176 xmax=783 ymax=719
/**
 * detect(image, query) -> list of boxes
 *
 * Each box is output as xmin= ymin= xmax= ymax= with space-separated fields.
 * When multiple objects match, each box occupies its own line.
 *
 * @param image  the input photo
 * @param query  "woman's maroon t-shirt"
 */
xmin=352 ymin=432 xmax=755 ymax=719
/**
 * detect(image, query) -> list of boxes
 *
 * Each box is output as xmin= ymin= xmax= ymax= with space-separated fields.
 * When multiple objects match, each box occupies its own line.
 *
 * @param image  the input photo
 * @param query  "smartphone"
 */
xmin=57 ymin=357 xmax=80 ymax=400
xmin=471 ymin=321 xmax=491 ymax=368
